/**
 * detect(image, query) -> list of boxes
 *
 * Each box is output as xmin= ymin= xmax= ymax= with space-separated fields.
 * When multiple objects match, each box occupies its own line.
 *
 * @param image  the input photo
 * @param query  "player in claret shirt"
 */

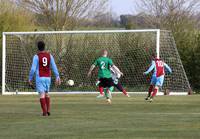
xmin=144 ymin=54 xmax=172 ymax=102
xmin=29 ymin=41 xmax=61 ymax=116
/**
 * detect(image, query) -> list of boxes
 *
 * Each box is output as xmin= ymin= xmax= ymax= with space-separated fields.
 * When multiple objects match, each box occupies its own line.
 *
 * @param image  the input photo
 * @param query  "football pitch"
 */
xmin=0 ymin=94 xmax=200 ymax=139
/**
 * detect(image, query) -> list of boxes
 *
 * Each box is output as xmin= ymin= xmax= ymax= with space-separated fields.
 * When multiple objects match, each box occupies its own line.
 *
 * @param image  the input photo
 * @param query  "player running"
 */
xmin=29 ymin=41 xmax=61 ymax=116
xmin=144 ymin=55 xmax=172 ymax=102
xmin=87 ymin=49 xmax=123 ymax=104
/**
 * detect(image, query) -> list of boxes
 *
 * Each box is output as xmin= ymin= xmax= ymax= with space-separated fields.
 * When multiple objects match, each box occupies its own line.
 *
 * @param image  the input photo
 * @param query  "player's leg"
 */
xmin=45 ymin=78 xmax=51 ymax=116
xmin=145 ymin=76 xmax=156 ymax=100
xmin=104 ymin=88 xmax=109 ymax=98
xmin=105 ymin=89 xmax=112 ymax=104
xmin=149 ymin=76 xmax=164 ymax=102
xmin=97 ymin=86 xmax=104 ymax=97
xmin=148 ymin=85 xmax=159 ymax=102
xmin=114 ymin=82 xmax=130 ymax=97
xmin=151 ymin=86 xmax=159 ymax=98
xmin=95 ymin=80 xmax=103 ymax=95
xmin=103 ymin=87 xmax=112 ymax=104
xmin=101 ymin=86 xmax=114 ymax=100
xmin=36 ymin=79 xmax=47 ymax=116
xmin=96 ymin=79 xmax=105 ymax=98
xmin=105 ymin=78 xmax=113 ymax=103
xmin=39 ymin=93 xmax=47 ymax=116
xmin=104 ymin=88 xmax=112 ymax=100
xmin=45 ymin=93 xmax=50 ymax=116
xmin=145 ymin=84 xmax=154 ymax=100
xmin=107 ymin=88 xmax=112 ymax=99
xmin=98 ymin=78 xmax=112 ymax=103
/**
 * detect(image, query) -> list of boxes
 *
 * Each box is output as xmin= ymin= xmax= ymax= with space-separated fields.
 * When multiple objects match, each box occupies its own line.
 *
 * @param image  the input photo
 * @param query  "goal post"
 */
xmin=156 ymin=29 xmax=160 ymax=59
xmin=2 ymin=32 xmax=6 ymax=95
xmin=2 ymin=29 xmax=191 ymax=95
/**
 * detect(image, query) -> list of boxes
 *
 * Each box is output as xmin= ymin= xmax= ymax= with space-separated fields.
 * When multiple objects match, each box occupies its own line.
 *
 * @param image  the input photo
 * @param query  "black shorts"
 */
xmin=99 ymin=78 xmax=113 ymax=88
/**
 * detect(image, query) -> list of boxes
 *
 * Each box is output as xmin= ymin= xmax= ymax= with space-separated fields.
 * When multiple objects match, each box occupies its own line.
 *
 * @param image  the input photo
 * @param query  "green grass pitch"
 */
xmin=0 ymin=94 xmax=200 ymax=139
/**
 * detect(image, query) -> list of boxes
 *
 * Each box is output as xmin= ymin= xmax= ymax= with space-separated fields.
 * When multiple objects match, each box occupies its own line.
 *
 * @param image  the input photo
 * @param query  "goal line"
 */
xmin=2 ymin=92 xmax=188 ymax=96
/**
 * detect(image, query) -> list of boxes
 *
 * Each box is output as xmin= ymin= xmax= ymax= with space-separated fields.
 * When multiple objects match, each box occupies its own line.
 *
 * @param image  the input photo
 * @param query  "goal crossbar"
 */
xmin=3 ymin=29 xmax=160 ymax=35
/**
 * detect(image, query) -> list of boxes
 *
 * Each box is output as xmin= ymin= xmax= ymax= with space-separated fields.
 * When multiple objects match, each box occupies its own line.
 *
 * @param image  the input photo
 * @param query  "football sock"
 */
xmin=103 ymin=88 xmax=107 ymax=93
xmin=40 ymin=98 xmax=47 ymax=114
xmin=45 ymin=96 xmax=50 ymax=113
xmin=151 ymin=88 xmax=158 ymax=97
xmin=148 ymin=85 xmax=154 ymax=97
xmin=104 ymin=89 xmax=109 ymax=99
xmin=115 ymin=83 xmax=128 ymax=95
xmin=99 ymin=86 xmax=104 ymax=95
xmin=122 ymin=89 xmax=128 ymax=95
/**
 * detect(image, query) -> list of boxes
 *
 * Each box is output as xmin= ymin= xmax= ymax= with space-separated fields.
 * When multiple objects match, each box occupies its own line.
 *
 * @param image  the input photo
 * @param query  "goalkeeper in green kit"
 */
xmin=87 ymin=50 xmax=123 ymax=104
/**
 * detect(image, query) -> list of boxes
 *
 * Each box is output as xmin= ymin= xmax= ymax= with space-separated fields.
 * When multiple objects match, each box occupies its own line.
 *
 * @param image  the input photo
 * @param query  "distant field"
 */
xmin=0 ymin=94 xmax=200 ymax=139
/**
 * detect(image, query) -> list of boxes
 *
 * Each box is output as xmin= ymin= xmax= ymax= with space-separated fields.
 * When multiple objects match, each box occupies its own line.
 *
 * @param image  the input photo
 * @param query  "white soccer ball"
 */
xmin=67 ymin=80 xmax=74 ymax=86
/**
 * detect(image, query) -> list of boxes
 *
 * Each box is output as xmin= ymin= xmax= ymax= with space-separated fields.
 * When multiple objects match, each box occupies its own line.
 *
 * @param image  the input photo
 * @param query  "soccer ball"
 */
xmin=67 ymin=80 xmax=74 ymax=86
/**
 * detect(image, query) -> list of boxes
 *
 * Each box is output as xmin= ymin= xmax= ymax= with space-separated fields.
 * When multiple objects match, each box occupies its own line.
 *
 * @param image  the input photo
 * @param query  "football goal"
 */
xmin=2 ymin=29 xmax=191 ymax=95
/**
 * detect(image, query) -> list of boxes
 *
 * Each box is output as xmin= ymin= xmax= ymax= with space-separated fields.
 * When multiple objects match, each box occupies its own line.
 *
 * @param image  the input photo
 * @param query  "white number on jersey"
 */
xmin=156 ymin=61 xmax=164 ymax=67
xmin=42 ymin=57 xmax=48 ymax=67
xmin=100 ymin=61 xmax=106 ymax=69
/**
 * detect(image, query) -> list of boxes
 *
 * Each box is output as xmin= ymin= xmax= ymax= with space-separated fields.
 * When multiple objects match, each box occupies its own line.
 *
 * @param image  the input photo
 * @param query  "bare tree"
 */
xmin=16 ymin=0 xmax=108 ymax=30
xmin=134 ymin=0 xmax=200 ymax=30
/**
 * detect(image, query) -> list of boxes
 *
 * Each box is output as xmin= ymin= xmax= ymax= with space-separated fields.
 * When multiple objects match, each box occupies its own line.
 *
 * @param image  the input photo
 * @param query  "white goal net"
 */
xmin=2 ymin=29 xmax=191 ymax=95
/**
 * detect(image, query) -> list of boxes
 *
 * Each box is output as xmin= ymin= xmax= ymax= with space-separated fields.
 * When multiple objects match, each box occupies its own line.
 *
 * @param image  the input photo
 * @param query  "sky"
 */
xmin=109 ymin=0 xmax=135 ymax=15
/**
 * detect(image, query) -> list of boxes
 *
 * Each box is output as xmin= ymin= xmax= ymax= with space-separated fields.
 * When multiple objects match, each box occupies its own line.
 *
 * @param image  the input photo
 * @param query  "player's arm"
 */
xmin=108 ymin=58 xmax=123 ymax=76
xmin=87 ymin=64 xmax=96 ymax=77
xmin=50 ymin=55 xmax=61 ymax=85
xmin=144 ymin=61 xmax=155 ymax=75
xmin=88 ymin=59 xmax=97 ymax=77
xmin=164 ymin=63 xmax=172 ymax=74
xmin=111 ymin=65 xmax=123 ymax=76
xmin=28 ymin=55 xmax=38 ymax=85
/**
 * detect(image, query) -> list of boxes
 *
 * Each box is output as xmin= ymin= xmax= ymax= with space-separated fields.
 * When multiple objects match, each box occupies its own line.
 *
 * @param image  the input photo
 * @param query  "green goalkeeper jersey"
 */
xmin=94 ymin=56 xmax=113 ymax=78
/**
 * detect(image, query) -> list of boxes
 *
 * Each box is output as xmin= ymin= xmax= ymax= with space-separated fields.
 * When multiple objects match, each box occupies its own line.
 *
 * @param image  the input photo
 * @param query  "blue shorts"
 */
xmin=151 ymin=75 xmax=164 ymax=87
xmin=36 ymin=77 xmax=51 ymax=93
